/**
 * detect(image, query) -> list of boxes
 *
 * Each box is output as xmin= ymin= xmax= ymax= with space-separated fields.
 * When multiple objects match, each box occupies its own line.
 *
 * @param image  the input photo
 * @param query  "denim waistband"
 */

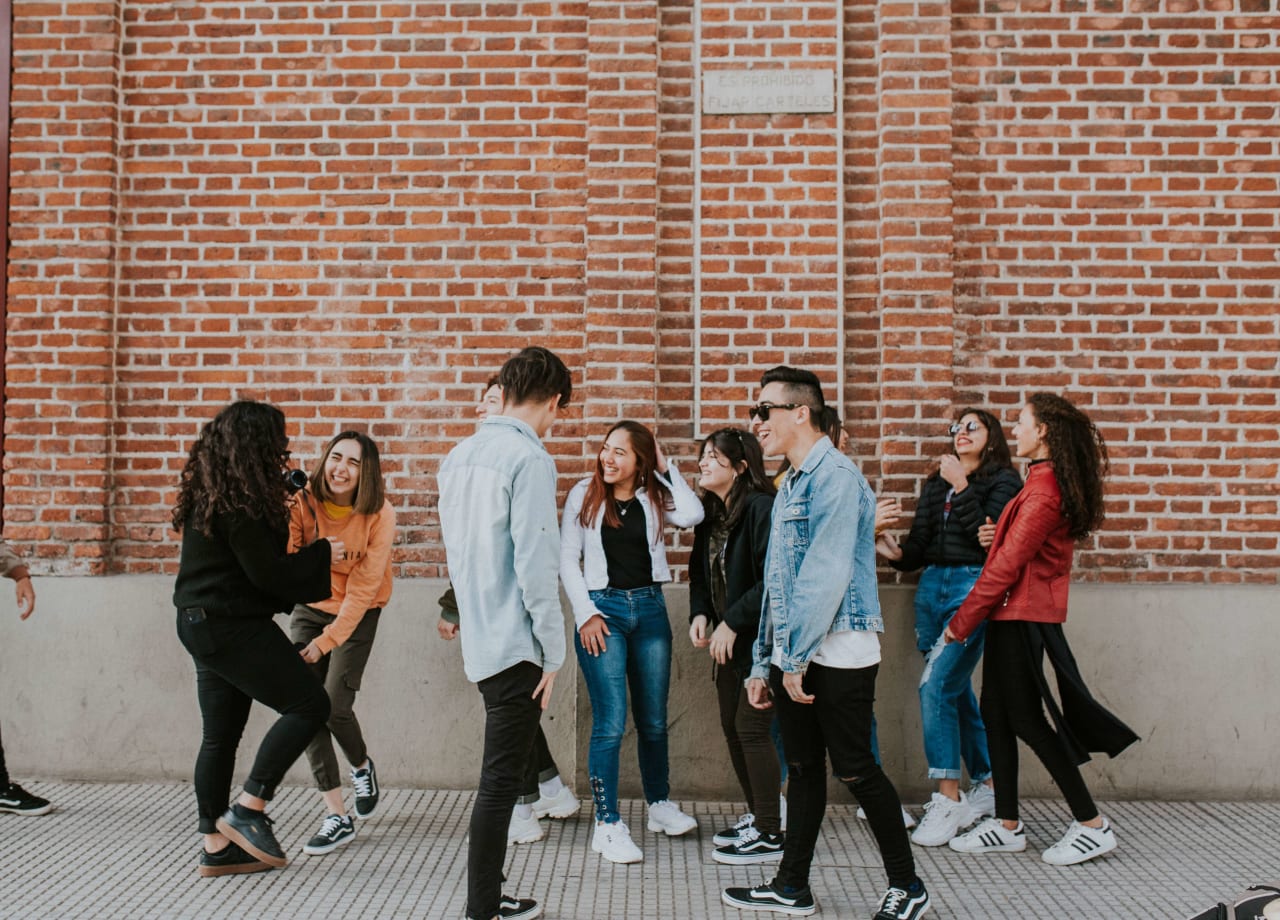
xmin=590 ymin=584 xmax=662 ymax=599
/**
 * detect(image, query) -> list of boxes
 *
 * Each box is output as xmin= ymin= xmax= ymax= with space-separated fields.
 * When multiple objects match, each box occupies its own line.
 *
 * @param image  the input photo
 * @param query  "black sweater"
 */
xmin=890 ymin=466 xmax=1023 ymax=572
xmin=689 ymin=490 xmax=774 ymax=672
xmin=173 ymin=510 xmax=333 ymax=618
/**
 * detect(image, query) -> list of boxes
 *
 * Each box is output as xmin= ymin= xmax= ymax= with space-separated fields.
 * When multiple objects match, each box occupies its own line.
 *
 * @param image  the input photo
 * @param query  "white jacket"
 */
xmin=559 ymin=462 xmax=705 ymax=627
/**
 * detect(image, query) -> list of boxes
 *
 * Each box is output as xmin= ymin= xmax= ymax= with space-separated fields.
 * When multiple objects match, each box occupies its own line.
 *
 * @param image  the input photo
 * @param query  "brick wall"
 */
xmin=5 ymin=0 xmax=1277 ymax=584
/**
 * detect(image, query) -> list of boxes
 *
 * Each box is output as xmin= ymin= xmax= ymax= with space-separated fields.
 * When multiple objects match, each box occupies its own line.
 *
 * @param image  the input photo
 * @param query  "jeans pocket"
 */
xmin=177 ymin=608 xmax=217 ymax=658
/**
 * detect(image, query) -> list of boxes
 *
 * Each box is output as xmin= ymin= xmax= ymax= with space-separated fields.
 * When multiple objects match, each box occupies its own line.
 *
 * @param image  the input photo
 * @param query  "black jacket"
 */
xmin=173 ymin=510 xmax=333 ymax=618
xmin=689 ymin=490 xmax=774 ymax=672
xmin=891 ymin=466 xmax=1023 ymax=572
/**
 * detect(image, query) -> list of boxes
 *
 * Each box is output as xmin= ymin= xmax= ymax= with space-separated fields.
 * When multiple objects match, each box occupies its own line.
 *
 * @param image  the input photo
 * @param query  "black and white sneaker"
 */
xmin=465 ymin=894 xmax=541 ymax=920
xmin=713 ymin=812 xmax=755 ymax=846
xmin=874 ymin=882 xmax=930 ymax=919
xmin=0 ymin=782 xmax=52 ymax=816
xmin=1041 ymin=818 xmax=1116 ymax=866
xmin=722 ymin=879 xmax=816 ymax=916
xmin=352 ymin=758 xmax=380 ymax=819
xmin=713 ymin=826 xmax=785 ymax=864
xmin=303 ymin=813 xmax=356 ymax=855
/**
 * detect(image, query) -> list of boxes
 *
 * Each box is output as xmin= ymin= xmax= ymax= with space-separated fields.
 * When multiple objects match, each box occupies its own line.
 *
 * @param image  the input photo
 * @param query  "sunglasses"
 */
xmin=948 ymin=420 xmax=983 ymax=435
xmin=749 ymin=402 xmax=801 ymax=422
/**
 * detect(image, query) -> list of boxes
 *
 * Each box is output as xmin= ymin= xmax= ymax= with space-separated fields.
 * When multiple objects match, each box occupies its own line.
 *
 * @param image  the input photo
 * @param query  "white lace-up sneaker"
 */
xmin=591 ymin=820 xmax=643 ymax=864
xmin=965 ymin=782 xmax=996 ymax=821
xmin=507 ymin=809 xmax=545 ymax=846
xmin=1042 ymin=818 xmax=1116 ymax=866
xmin=910 ymin=792 xmax=974 ymax=847
xmin=857 ymin=805 xmax=917 ymax=829
xmin=647 ymin=799 xmax=697 ymax=836
xmin=531 ymin=785 xmax=580 ymax=820
xmin=948 ymin=817 xmax=1027 ymax=854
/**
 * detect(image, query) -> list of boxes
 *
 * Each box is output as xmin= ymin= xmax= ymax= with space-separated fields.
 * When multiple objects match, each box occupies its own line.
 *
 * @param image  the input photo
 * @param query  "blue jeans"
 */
xmin=915 ymin=565 xmax=991 ymax=783
xmin=576 ymin=586 xmax=672 ymax=823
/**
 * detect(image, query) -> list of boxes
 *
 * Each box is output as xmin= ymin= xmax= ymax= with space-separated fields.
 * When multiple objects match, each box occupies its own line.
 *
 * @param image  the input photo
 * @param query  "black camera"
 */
xmin=285 ymin=469 xmax=309 ymax=493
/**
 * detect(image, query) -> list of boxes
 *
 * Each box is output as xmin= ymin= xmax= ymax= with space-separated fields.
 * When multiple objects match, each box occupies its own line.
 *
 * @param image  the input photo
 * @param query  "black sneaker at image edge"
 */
xmin=0 ymin=782 xmax=52 ymax=816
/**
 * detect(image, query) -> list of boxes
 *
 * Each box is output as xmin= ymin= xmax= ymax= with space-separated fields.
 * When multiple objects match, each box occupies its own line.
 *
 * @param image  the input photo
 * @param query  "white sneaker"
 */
xmin=1042 ymin=818 xmax=1116 ymax=866
xmin=948 ymin=817 xmax=1027 ymax=854
xmin=856 ymin=804 xmax=917 ymax=829
xmin=531 ymin=785 xmax=580 ymax=820
xmin=911 ymin=791 xmax=974 ymax=847
xmin=507 ymin=810 xmax=545 ymax=846
xmin=966 ymin=782 xmax=996 ymax=821
xmin=647 ymin=799 xmax=697 ymax=836
xmin=591 ymin=820 xmax=643 ymax=864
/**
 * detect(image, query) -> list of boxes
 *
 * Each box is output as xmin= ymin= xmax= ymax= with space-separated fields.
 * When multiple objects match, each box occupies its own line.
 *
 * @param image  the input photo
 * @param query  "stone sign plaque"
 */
xmin=702 ymin=68 xmax=836 ymax=115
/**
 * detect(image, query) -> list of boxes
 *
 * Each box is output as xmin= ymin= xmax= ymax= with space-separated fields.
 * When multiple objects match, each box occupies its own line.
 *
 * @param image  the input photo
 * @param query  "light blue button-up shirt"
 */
xmin=438 ymin=416 xmax=567 ymax=683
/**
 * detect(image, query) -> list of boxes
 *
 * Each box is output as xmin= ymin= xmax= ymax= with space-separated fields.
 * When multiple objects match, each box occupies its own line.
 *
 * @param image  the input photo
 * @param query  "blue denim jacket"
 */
xmin=750 ymin=437 xmax=884 ymax=680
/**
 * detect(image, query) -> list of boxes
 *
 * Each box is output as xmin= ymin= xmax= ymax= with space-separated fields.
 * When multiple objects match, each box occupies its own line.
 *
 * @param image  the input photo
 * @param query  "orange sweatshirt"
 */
xmin=289 ymin=492 xmax=396 ymax=655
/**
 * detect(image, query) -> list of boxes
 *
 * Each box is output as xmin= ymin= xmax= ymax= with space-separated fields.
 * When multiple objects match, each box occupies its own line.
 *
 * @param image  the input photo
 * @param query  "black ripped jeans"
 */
xmin=770 ymin=663 xmax=918 ymax=892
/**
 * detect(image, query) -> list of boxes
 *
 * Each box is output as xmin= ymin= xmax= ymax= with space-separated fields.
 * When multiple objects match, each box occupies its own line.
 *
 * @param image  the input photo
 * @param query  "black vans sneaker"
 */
xmin=874 ymin=882 xmax=930 ymax=920
xmin=712 ymin=826 xmax=785 ymax=864
xmin=713 ymin=812 xmax=755 ymax=846
xmin=216 ymin=804 xmax=287 ymax=868
xmin=303 ymin=813 xmax=356 ymax=855
xmin=465 ymin=894 xmax=541 ymax=920
xmin=197 ymin=841 xmax=271 ymax=878
xmin=722 ymin=879 xmax=816 ymax=916
xmin=352 ymin=758 xmax=380 ymax=819
xmin=0 ymin=782 xmax=52 ymax=816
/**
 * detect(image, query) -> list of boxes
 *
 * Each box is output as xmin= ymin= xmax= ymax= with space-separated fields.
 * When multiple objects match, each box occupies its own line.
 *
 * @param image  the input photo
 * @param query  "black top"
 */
xmin=689 ymin=490 xmax=775 ymax=672
xmin=172 ymin=510 xmax=333 ymax=618
xmin=602 ymin=498 xmax=654 ymax=590
xmin=890 ymin=466 xmax=1023 ymax=572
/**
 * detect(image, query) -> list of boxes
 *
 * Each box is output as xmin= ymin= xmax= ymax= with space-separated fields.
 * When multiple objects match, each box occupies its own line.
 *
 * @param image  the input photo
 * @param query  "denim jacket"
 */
xmin=750 ymin=437 xmax=884 ymax=680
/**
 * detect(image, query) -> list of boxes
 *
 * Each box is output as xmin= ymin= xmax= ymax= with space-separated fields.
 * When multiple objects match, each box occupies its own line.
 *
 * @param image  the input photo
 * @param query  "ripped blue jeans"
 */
xmin=916 ymin=564 xmax=991 ymax=783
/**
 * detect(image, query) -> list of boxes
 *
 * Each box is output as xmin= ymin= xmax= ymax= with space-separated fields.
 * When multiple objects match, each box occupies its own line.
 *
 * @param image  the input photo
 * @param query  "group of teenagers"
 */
xmin=164 ymin=345 xmax=1137 ymax=920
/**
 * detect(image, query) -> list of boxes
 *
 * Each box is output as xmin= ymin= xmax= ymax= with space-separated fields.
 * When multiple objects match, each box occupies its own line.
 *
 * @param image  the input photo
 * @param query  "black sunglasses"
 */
xmin=948 ymin=420 xmax=983 ymax=436
xmin=748 ymin=402 xmax=801 ymax=422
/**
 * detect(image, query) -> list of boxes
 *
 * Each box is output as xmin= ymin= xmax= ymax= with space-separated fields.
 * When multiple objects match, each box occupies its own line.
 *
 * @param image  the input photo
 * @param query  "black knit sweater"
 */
xmin=890 ymin=466 xmax=1023 ymax=572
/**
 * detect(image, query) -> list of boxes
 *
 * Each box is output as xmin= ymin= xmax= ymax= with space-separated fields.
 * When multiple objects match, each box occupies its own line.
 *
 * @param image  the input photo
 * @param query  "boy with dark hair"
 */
xmin=723 ymin=366 xmax=929 ymax=919
xmin=437 ymin=346 xmax=572 ymax=920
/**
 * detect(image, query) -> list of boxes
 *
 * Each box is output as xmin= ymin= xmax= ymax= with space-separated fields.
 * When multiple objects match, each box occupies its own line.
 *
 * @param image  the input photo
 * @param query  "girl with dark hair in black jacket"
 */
xmin=172 ymin=400 xmax=345 ymax=877
xmin=688 ymin=428 xmax=785 ymax=865
xmin=877 ymin=407 xmax=1022 ymax=848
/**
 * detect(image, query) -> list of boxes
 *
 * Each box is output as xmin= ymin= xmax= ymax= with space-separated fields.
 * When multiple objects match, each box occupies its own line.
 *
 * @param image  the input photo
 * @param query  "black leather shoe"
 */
xmin=197 ymin=841 xmax=272 ymax=878
xmin=216 ymin=805 xmax=287 ymax=868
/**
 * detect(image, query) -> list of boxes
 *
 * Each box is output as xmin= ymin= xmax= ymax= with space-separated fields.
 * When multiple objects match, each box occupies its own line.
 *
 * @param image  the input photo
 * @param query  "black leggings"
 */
xmin=177 ymin=610 xmax=331 ymax=833
xmin=981 ymin=620 xmax=1098 ymax=824
xmin=0 ymin=722 xmax=8 ymax=787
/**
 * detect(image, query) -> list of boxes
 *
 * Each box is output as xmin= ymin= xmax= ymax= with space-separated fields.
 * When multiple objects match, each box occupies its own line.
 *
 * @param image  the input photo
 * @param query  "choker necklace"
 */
xmin=615 ymin=497 xmax=638 ymax=517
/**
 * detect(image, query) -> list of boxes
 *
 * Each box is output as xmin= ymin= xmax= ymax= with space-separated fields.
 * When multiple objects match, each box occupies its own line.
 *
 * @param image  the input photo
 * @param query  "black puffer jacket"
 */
xmin=689 ymin=489 xmax=774 ymax=673
xmin=890 ymin=466 xmax=1023 ymax=572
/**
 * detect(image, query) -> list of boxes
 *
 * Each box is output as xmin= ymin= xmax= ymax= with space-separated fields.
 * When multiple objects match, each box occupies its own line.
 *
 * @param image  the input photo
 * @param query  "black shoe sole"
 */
xmin=216 ymin=816 xmax=288 ymax=869
xmin=197 ymin=857 xmax=273 ymax=878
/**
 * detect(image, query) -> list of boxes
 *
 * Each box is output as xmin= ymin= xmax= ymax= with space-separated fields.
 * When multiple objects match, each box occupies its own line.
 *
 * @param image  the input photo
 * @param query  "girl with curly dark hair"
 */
xmin=945 ymin=394 xmax=1138 ymax=867
xmin=172 ymin=400 xmax=345 ymax=878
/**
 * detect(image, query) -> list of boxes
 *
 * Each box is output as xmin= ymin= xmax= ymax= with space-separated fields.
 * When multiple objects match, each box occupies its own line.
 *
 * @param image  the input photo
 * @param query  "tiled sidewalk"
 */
xmin=2 ymin=782 xmax=1276 ymax=919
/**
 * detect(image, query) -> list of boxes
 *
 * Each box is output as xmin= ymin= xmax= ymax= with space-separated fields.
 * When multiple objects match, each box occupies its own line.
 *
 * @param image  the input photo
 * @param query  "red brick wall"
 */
xmin=5 ymin=0 xmax=1277 ymax=584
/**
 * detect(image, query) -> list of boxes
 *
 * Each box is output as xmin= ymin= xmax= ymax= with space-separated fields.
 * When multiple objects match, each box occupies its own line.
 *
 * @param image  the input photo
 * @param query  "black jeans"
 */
xmin=717 ymin=665 xmax=783 ymax=834
xmin=176 ymin=609 xmax=331 ymax=833
xmin=468 ymin=661 xmax=544 ymax=920
xmin=981 ymin=620 xmax=1098 ymax=823
xmin=0 ymin=722 xmax=8 ymax=787
xmin=771 ymin=664 xmax=918 ymax=891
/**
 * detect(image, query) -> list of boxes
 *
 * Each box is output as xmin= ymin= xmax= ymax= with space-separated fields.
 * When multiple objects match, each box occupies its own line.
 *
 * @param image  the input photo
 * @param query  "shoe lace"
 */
xmin=736 ymin=824 xmax=761 ymax=845
xmin=880 ymin=887 xmax=910 ymax=911
xmin=352 ymin=770 xmax=374 ymax=798
xmin=734 ymin=812 xmax=755 ymax=830
xmin=318 ymin=814 xmax=345 ymax=837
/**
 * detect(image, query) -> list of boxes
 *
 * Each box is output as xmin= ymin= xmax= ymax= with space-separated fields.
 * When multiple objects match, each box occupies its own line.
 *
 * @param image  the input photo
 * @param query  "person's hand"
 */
xmin=943 ymin=626 xmax=960 ymax=645
xmin=939 ymin=455 xmax=969 ymax=492
xmin=746 ymin=678 xmax=773 ymax=710
xmin=299 ymin=641 xmax=324 ymax=664
xmin=689 ymin=614 xmax=710 ymax=648
xmin=653 ymin=438 xmax=669 ymax=475
xmin=15 ymin=577 xmax=34 ymax=620
xmin=532 ymin=670 xmax=557 ymax=711
xmin=437 ymin=617 xmax=459 ymax=640
xmin=875 ymin=497 xmax=902 ymax=535
xmin=876 ymin=532 xmax=904 ymax=561
xmin=328 ymin=540 xmax=347 ymax=565
xmin=977 ymin=516 xmax=996 ymax=549
xmin=781 ymin=670 xmax=814 ymax=704
xmin=579 ymin=614 xmax=610 ymax=656
xmin=709 ymin=621 xmax=736 ymax=665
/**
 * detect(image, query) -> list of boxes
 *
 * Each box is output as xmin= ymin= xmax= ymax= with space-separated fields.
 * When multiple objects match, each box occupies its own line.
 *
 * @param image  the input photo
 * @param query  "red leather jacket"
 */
xmin=948 ymin=461 xmax=1074 ymax=642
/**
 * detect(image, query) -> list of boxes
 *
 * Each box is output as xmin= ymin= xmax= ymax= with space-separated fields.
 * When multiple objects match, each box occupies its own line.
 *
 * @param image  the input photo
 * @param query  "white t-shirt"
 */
xmin=772 ymin=629 xmax=880 ymax=671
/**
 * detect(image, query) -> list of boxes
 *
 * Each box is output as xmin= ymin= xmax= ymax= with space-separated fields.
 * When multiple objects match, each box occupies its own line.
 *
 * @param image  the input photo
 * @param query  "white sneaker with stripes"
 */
xmin=1041 ymin=818 xmax=1116 ymax=866
xmin=948 ymin=817 xmax=1027 ymax=854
